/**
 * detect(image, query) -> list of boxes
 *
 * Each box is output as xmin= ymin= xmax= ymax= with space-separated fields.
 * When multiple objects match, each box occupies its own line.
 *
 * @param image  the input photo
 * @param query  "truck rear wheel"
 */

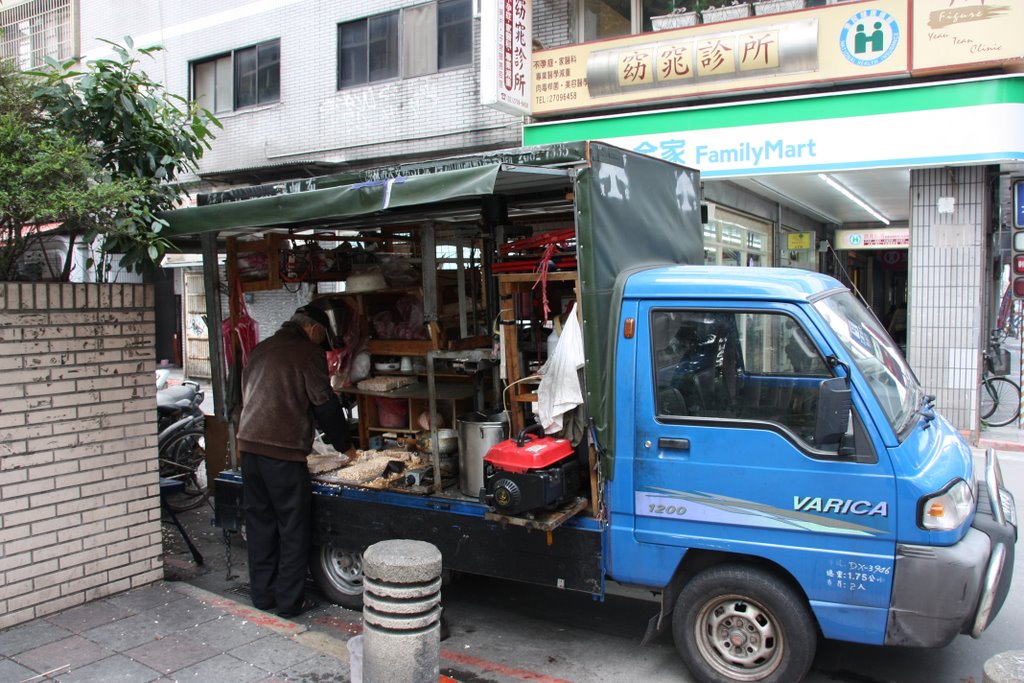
xmin=672 ymin=564 xmax=816 ymax=683
xmin=310 ymin=545 xmax=364 ymax=609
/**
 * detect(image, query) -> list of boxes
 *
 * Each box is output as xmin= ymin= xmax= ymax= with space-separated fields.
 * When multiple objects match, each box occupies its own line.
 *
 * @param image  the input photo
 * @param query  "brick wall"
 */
xmin=0 ymin=283 xmax=162 ymax=629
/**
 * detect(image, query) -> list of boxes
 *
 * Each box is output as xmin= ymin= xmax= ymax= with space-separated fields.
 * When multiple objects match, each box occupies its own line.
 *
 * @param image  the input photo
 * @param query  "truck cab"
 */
xmin=608 ymin=265 xmax=1016 ymax=682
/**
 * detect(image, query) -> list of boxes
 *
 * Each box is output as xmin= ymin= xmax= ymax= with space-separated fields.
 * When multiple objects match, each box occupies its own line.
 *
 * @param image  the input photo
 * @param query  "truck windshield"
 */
xmin=813 ymin=291 xmax=921 ymax=435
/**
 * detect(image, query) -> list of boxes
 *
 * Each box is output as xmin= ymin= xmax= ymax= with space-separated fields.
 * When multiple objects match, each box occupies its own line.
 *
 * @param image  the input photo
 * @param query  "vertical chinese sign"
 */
xmin=480 ymin=0 xmax=532 ymax=116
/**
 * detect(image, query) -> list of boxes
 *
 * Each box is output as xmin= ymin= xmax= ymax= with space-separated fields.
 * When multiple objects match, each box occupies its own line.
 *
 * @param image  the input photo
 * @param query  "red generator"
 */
xmin=480 ymin=426 xmax=580 ymax=515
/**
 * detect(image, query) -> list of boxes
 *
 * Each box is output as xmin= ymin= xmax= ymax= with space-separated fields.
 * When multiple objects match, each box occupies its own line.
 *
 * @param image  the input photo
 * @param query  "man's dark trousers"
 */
xmin=242 ymin=451 xmax=311 ymax=614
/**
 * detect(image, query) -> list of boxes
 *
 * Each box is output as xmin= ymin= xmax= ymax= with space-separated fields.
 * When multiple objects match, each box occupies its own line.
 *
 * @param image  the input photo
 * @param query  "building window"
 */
xmin=338 ymin=12 xmax=399 ymax=88
xmin=235 ymin=41 xmax=280 ymax=108
xmin=338 ymin=0 xmax=472 ymax=90
xmin=703 ymin=207 xmax=771 ymax=267
xmin=580 ymin=0 xmax=701 ymax=41
xmin=437 ymin=0 xmax=472 ymax=69
xmin=191 ymin=39 xmax=280 ymax=113
xmin=0 ymin=0 xmax=77 ymax=69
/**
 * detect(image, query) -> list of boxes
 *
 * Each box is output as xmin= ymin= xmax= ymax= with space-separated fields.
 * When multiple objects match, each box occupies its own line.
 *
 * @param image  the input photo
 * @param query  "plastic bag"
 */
xmin=222 ymin=278 xmax=260 ymax=368
xmin=537 ymin=303 xmax=584 ymax=434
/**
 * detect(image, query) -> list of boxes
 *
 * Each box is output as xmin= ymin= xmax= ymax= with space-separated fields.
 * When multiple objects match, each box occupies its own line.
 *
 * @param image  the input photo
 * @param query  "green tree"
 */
xmin=29 ymin=38 xmax=220 ymax=279
xmin=0 ymin=58 xmax=142 ymax=280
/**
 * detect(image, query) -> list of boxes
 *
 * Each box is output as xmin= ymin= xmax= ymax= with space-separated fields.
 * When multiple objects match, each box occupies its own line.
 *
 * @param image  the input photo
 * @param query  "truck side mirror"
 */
xmin=815 ymin=377 xmax=852 ymax=450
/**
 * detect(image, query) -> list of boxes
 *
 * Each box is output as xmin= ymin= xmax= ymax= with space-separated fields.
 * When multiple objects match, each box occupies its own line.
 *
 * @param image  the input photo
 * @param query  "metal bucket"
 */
xmin=456 ymin=412 xmax=509 ymax=497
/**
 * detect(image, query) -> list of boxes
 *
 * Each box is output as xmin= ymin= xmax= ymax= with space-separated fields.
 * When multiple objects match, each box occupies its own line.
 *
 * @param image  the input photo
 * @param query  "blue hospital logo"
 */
xmin=840 ymin=10 xmax=900 ymax=67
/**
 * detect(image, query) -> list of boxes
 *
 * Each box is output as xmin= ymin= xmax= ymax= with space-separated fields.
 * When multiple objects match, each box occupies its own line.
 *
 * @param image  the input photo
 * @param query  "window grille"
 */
xmin=0 ymin=0 xmax=76 ymax=69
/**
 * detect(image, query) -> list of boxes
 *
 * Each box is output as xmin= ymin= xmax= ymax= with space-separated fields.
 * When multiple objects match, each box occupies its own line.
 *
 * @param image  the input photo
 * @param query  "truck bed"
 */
xmin=213 ymin=470 xmax=606 ymax=595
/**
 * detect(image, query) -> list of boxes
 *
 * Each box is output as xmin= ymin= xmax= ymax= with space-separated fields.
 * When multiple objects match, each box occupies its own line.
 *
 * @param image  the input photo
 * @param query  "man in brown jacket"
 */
xmin=237 ymin=305 xmax=357 ymax=618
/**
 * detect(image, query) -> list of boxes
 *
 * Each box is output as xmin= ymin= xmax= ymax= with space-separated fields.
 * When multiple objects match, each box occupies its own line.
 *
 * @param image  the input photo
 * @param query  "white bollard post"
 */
xmin=361 ymin=540 xmax=442 ymax=683
xmin=984 ymin=651 xmax=1024 ymax=683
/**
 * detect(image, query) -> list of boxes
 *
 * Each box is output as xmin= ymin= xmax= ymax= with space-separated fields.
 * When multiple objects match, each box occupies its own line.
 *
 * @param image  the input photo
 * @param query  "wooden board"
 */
xmin=483 ymin=496 xmax=588 ymax=532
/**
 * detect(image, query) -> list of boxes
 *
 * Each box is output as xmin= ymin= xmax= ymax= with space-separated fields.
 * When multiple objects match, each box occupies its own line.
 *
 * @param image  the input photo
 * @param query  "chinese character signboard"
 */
xmin=1012 ymin=179 xmax=1024 ymax=298
xmin=481 ymin=0 xmax=532 ymax=116
xmin=786 ymin=232 xmax=813 ymax=250
xmin=586 ymin=22 xmax=813 ymax=99
xmin=1015 ymin=179 xmax=1024 ymax=230
xmin=532 ymin=0 xmax=912 ymax=116
xmin=836 ymin=228 xmax=910 ymax=250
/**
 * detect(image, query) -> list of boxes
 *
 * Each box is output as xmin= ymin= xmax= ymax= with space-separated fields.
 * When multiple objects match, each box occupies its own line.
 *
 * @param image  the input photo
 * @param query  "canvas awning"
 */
xmin=159 ymin=142 xmax=594 ymax=241
xmin=161 ymin=164 xmax=503 ymax=238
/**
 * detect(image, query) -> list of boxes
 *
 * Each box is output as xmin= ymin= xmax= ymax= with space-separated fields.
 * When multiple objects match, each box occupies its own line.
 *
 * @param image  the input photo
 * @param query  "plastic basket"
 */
xmin=987 ymin=347 xmax=1011 ymax=376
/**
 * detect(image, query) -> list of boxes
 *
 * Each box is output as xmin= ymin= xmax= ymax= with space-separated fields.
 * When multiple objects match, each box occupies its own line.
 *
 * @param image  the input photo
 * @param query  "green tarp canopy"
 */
xmin=159 ymin=142 xmax=597 ymax=238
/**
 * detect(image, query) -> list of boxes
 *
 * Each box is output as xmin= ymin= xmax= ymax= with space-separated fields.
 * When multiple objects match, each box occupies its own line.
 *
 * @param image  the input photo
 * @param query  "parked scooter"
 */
xmin=157 ymin=378 xmax=204 ymax=433
xmin=157 ymin=377 xmax=208 ymax=511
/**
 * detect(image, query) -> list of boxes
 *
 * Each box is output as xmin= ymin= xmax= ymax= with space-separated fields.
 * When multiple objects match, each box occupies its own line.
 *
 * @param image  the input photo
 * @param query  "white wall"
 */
xmin=907 ymin=166 xmax=990 ymax=433
xmin=80 ymin=0 xmax=522 ymax=181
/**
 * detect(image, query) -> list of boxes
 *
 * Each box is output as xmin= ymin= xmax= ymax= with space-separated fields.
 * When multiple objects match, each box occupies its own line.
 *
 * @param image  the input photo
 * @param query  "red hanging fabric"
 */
xmin=222 ymin=278 xmax=259 ymax=368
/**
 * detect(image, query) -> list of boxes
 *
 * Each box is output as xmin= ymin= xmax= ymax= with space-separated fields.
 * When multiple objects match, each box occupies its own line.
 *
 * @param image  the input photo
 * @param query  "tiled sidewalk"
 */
xmin=0 ymin=582 xmax=352 ymax=683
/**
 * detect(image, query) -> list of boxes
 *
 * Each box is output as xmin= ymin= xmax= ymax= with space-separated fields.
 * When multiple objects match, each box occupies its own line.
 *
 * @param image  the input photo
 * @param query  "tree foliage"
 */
xmin=0 ymin=38 xmax=219 ymax=281
xmin=0 ymin=58 xmax=138 ymax=280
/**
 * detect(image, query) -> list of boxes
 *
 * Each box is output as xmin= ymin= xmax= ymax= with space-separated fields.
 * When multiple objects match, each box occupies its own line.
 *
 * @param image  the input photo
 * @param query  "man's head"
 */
xmin=292 ymin=305 xmax=332 ymax=350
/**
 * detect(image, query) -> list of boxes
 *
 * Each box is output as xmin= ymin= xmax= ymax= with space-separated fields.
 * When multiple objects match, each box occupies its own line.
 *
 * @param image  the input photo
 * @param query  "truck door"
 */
xmin=634 ymin=302 xmax=898 ymax=629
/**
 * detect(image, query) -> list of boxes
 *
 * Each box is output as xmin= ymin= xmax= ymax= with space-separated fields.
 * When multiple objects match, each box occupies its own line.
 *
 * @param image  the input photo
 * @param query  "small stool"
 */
xmin=159 ymin=478 xmax=205 ymax=566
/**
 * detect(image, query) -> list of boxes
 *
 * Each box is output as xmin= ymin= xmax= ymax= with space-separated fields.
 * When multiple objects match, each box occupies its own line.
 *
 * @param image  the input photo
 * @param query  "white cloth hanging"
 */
xmin=536 ymin=303 xmax=585 ymax=434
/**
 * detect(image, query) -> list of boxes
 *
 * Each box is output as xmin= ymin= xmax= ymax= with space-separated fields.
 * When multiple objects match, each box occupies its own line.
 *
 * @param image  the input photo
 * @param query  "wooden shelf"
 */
xmin=339 ymin=381 xmax=473 ymax=450
xmin=226 ymin=235 xmax=283 ymax=292
xmin=497 ymin=271 xmax=580 ymax=435
xmin=366 ymin=339 xmax=437 ymax=355
xmin=340 ymin=382 xmax=474 ymax=401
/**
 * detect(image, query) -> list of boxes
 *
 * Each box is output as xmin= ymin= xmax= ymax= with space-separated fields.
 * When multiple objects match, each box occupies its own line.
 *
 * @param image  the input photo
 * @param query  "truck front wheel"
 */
xmin=672 ymin=564 xmax=816 ymax=683
xmin=309 ymin=545 xmax=364 ymax=609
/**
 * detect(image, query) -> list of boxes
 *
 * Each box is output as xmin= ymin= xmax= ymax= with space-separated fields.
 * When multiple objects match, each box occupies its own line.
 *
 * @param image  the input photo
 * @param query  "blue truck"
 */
xmin=165 ymin=142 xmax=1017 ymax=683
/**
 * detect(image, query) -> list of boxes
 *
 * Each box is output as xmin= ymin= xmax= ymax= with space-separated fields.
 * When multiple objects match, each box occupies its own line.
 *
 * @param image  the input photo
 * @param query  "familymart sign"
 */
xmin=524 ymin=77 xmax=1024 ymax=178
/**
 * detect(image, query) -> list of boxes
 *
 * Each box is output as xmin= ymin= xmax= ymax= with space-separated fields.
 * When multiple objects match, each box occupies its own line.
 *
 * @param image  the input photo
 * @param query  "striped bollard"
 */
xmin=362 ymin=539 xmax=442 ymax=683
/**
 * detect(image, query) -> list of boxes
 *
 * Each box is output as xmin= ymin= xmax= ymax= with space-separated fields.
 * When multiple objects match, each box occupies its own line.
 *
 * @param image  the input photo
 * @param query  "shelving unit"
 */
xmin=223 ymin=226 xmax=496 ymax=494
xmin=339 ymin=380 xmax=475 ymax=447
xmin=497 ymin=271 xmax=580 ymax=436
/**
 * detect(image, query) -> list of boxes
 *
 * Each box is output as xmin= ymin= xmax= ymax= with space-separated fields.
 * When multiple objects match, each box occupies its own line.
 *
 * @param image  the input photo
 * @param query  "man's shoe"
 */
xmin=276 ymin=597 xmax=319 ymax=619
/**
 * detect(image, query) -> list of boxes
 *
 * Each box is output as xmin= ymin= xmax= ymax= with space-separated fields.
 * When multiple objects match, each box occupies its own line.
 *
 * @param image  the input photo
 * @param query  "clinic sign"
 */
xmin=912 ymin=0 xmax=1022 ymax=73
xmin=836 ymin=228 xmax=910 ymax=250
xmin=529 ymin=0 xmax=1023 ymax=117
xmin=480 ymin=0 xmax=532 ymax=116
xmin=839 ymin=9 xmax=901 ymax=67
xmin=531 ymin=0 xmax=908 ymax=116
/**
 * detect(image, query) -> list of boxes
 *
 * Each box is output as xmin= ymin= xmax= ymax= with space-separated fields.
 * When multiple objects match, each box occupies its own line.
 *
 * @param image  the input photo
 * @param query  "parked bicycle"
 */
xmin=156 ymin=378 xmax=208 ymax=511
xmin=980 ymin=331 xmax=1020 ymax=428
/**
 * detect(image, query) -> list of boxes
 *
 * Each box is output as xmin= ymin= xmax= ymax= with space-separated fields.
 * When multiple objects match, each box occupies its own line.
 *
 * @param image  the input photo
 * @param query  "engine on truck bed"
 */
xmin=480 ymin=427 xmax=580 ymax=515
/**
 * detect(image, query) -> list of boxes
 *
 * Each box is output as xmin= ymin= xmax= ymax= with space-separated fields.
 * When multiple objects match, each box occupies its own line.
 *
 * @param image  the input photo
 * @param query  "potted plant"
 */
xmin=651 ymin=5 xmax=700 ymax=30
xmin=701 ymin=0 xmax=752 ymax=23
xmin=753 ymin=0 xmax=806 ymax=15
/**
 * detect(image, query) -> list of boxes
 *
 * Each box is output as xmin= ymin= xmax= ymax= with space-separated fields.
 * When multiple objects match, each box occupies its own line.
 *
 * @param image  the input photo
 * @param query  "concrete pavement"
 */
xmin=978 ymin=421 xmax=1024 ymax=454
xmin=0 ymin=581 xmax=354 ymax=683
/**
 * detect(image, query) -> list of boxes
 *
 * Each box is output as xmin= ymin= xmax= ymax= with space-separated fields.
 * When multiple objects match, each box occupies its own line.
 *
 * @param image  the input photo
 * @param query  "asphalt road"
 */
xmin=163 ymin=449 xmax=1023 ymax=683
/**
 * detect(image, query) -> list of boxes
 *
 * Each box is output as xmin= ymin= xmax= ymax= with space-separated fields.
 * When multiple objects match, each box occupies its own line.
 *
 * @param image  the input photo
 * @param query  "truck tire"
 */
xmin=309 ymin=545 xmax=364 ymax=609
xmin=672 ymin=564 xmax=816 ymax=683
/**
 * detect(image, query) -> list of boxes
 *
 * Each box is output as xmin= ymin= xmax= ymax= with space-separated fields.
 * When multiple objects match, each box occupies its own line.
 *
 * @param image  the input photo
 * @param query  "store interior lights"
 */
xmin=817 ymin=173 xmax=890 ymax=225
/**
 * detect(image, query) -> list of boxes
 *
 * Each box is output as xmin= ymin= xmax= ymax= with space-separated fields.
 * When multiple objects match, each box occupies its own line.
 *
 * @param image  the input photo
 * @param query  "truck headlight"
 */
xmin=920 ymin=479 xmax=974 ymax=531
